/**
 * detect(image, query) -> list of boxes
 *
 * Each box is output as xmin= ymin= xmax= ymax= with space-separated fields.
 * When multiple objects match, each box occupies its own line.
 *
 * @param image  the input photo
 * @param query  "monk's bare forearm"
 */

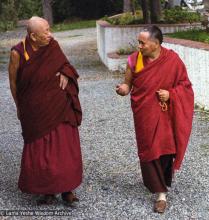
xmin=124 ymin=65 xmax=133 ymax=90
xmin=9 ymin=83 xmax=17 ymax=105
xmin=8 ymin=50 xmax=20 ymax=109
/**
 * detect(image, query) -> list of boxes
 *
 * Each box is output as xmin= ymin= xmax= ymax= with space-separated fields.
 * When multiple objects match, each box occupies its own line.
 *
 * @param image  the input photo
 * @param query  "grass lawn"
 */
xmin=166 ymin=29 xmax=209 ymax=44
xmin=52 ymin=20 xmax=96 ymax=32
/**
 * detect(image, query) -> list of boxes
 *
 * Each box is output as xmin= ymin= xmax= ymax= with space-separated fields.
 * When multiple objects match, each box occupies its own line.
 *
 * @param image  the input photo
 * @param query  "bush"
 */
xmin=17 ymin=0 xmax=42 ymax=19
xmin=0 ymin=0 xmax=18 ymax=31
xmin=0 ymin=0 xmax=42 ymax=31
xmin=103 ymin=6 xmax=202 ymax=25
xmin=163 ymin=7 xmax=201 ymax=24
xmin=103 ymin=11 xmax=143 ymax=25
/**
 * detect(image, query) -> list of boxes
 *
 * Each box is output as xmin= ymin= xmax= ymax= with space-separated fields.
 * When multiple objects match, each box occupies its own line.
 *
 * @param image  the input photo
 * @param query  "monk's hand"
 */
xmin=156 ymin=89 xmax=169 ymax=102
xmin=56 ymin=72 xmax=69 ymax=90
xmin=116 ymin=83 xmax=130 ymax=96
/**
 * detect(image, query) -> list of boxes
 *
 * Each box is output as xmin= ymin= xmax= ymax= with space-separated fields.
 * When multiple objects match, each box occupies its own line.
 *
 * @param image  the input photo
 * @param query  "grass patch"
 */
xmin=52 ymin=20 xmax=96 ymax=32
xmin=166 ymin=29 xmax=209 ymax=44
xmin=117 ymin=47 xmax=135 ymax=55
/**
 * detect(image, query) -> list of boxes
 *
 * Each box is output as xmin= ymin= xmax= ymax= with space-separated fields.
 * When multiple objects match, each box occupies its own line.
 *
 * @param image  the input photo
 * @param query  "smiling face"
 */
xmin=137 ymin=31 xmax=159 ymax=57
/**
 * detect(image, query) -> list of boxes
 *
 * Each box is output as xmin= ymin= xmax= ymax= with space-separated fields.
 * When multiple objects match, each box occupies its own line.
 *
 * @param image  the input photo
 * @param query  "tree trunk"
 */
xmin=123 ymin=0 xmax=132 ymax=12
xmin=149 ymin=0 xmax=161 ymax=23
xmin=168 ymin=0 xmax=175 ymax=8
xmin=141 ymin=0 xmax=150 ymax=23
xmin=42 ymin=0 xmax=53 ymax=26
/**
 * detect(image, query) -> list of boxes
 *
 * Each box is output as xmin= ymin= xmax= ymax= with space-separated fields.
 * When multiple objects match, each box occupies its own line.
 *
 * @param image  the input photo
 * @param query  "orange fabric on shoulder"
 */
xmin=135 ymin=52 xmax=144 ymax=73
xmin=22 ymin=39 xmax=30 ymax=61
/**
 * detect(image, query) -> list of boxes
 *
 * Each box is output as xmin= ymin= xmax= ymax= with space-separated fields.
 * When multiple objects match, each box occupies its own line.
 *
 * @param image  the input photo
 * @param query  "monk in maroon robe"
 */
xmin=8 ymin=16 xmax=82 ymax=205
xmin=116 ymin=25 xmax=194 ymax=213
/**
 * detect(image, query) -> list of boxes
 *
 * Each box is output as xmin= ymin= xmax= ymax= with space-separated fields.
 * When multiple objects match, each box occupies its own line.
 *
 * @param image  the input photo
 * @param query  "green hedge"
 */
xmin=163 ymin=7 xmax=201 ymax=24
xmin=104 ymin=7 xmax=202 ymax=25
xmin=103 ymin=11 xmax=143 ymax=25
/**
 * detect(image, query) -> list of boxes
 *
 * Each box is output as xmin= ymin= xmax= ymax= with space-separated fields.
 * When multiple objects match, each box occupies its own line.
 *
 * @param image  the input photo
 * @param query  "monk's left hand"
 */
xmin=156 ymin=89 xmax=169 ymax=102
xmin=56 ymin=72 xmax=69 ymax=90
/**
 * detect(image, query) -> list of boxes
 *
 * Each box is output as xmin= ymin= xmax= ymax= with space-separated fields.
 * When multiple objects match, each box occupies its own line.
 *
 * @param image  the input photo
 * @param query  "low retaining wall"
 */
xmin=97 ymin=20 xmax=202 ymax=66
xmin=97 ymin=20 xmax=209 ymax=108
xmin=163 ymin=38 xmax=209 ymax=109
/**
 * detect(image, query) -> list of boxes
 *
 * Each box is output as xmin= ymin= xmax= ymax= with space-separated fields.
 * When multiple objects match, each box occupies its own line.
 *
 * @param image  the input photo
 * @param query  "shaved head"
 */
xmin=137 ymin=25 xmax=162 ymax=58
xmin=140 ymin=25 xmax=163 ymax=44
xmin=27 ymin=16 xmax=49 ymax=35
xmin=27 ymin=16 xmax=52 ymax=47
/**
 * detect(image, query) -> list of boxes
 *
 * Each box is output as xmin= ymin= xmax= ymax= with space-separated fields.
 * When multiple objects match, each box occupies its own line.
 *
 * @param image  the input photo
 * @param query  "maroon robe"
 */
xmin=14 ymin=37 xmax=82 ymax=144
xmin=12 ymin=37 xmax=82 ymax=194
xmin=129 ymin=47 xmax=194 ymax=171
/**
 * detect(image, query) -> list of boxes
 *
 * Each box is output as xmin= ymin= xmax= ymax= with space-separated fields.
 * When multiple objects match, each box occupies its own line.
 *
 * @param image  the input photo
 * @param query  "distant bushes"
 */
xmin=0 ymin=0 xmax=124 ymax=31
xmin=0 ymin=0 xmax=42 ymax=31
xmin=163 ymin=7 xmax=201 ymax=24
xmin=103 ymin=6 xmax=202 ymax=25
xmin=0 ymin=0 xmax=18 ymax=31
xmin=103 ymin=11 xmax=143 ymax=25
xmin=17 ymin=0 xmax=42 ymax=20
xmin=52 ymin=0 xmax=123 ymax=23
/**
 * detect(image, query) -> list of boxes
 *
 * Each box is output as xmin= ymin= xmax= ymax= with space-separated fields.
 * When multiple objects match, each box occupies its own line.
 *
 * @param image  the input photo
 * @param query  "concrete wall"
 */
xmin=163 ymin=42 xmax=209 ymax=109
xmin=97 ymin=21 xmax=209 ymax=108
xmin=97 ymin=21 xmax=202 ymax=66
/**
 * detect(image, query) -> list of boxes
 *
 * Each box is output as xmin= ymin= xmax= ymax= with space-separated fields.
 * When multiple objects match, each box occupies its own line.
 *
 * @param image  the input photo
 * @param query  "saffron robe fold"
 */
xmin=129 ymin=47 xmax=194 ymax=171
xmin=15 ymin=38 xmax=82 ymax=143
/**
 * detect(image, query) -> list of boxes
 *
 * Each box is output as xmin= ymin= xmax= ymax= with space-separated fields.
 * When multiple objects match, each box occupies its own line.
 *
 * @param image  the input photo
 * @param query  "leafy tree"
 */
xmin=17 ymin=0 xmax=42 ymax=19
xmin=0 ymin=0 xmax=18 ymax=31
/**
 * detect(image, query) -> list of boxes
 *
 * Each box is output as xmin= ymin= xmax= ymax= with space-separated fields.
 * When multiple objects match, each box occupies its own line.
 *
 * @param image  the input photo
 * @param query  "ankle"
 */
xmin=156 ymin=192 xmax=167 ymax=201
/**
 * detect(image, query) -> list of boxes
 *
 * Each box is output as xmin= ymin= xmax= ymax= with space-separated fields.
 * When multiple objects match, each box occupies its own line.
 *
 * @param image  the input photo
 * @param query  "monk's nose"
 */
xmin=48 ymin=31 xmax=52 ymax=38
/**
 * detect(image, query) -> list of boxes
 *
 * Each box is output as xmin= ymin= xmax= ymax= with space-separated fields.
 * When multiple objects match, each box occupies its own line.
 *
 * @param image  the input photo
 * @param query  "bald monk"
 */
xmin=116 ymin=25 xmax=194 ymax=213
xmin=8 ymin=16 xmax=82 ymax=205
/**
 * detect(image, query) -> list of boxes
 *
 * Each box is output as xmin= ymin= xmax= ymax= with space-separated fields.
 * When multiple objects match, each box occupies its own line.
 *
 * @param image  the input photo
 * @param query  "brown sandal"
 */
xmin=37 ymin=194 xmax=58 ymax=205
xmin=61 ymin=191 xmax=79 ymax=206
xmin=154 ymin=200 xmax=167 ymax=213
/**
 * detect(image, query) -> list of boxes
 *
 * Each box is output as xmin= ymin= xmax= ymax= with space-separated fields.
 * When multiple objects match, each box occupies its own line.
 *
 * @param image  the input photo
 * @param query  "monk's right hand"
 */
xmin=116 ymin=83 xmax=130 ymax=96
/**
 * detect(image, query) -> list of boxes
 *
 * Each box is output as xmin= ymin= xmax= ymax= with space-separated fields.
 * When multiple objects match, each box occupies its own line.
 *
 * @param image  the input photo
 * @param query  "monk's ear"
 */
xmin=153 ymin=39 xmax=160 ymax=48
xmin=30 ymin=33 xmax=36 ymax=42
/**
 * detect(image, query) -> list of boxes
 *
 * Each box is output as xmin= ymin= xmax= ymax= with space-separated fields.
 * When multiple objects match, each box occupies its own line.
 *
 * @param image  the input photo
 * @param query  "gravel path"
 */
xmin=0 ymin=27 xmax=209 ymax=220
